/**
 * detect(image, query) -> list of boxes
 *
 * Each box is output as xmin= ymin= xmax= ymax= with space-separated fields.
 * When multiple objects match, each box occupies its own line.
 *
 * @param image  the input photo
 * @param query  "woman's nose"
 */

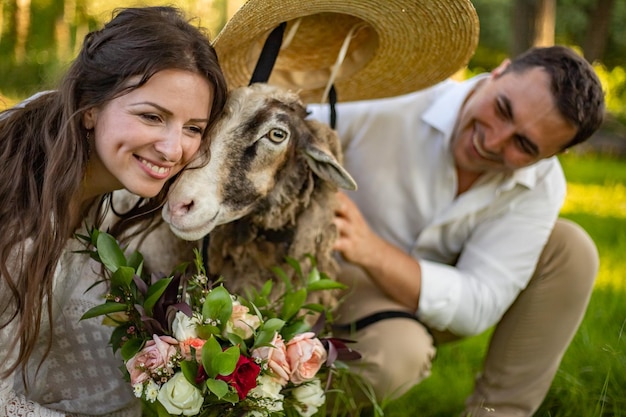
xmin=155 ymin=128 xmax=183 ymax=162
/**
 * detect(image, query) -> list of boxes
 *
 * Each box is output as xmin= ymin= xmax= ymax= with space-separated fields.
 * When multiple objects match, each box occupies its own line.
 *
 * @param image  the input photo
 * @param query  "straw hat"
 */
xmin=213 ymin=0 xmax=480 ymax=103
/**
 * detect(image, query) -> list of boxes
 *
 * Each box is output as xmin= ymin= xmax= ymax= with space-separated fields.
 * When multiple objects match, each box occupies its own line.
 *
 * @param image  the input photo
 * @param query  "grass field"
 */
xmin=379 ymin=153 xmax=626 ymax=416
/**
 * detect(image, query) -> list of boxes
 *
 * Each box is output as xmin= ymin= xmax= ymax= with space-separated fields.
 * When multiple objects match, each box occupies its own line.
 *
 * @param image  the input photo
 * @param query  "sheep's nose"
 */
xmin=169 ymin=199 xmax=195 ymax=218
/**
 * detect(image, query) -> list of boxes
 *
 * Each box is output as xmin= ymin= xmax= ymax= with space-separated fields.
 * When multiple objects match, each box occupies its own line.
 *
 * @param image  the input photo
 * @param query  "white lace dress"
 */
xmin=0 ymin=233 xmax=141 ymax=417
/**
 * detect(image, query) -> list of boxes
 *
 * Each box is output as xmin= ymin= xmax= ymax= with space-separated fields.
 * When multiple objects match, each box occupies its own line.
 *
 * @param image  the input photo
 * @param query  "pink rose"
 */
xmin=286 ymin=332 xmax=327 ymax=385
xmin=179 ymin=337 xmax=206 ymax=362
xmin=126 ymin=335 xmax=178 ymax=385
xmin=251 ymin=332 xmax=291 ymax=386
xmin=226 ymin=302 xmax=261 ymax=340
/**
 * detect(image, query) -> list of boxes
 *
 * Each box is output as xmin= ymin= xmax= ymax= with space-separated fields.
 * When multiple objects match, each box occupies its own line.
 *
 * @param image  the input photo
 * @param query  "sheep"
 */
xmin=132 ymin=83 xmax=357 ymax=306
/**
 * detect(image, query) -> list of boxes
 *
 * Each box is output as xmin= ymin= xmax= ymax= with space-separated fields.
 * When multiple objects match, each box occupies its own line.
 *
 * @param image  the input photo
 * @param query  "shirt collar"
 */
xmin=422 ymin=74 xmax=489 ymax=142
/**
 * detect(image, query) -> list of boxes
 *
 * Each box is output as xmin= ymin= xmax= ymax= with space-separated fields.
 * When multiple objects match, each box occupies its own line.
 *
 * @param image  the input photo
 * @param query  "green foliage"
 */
xmin=468 ymin=0 xmax=511 ymax=71
xmin=558 ymin=153 xmax=626 ymax=185
xmin=594 ymin=64 xmax=626 ymax=125
xmin=3 ymin=0 xmax=626 ymax=130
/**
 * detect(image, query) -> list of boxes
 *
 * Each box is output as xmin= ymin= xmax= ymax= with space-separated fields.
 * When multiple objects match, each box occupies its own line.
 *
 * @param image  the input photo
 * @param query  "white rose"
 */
xmin=157 ymin=372 xmax=203 ymax=416
xmin=248 ymin=374 xmax=284 ymax=413
xmin=172 ymin=311 xmax=198 ymax=340
xmin=292 ymin=379 xmax=326 ymax=417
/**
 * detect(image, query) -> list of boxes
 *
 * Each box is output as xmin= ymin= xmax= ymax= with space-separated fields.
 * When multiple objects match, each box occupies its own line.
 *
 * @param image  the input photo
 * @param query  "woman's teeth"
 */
xmin=140 ymin=158 xmax=170 ymax=174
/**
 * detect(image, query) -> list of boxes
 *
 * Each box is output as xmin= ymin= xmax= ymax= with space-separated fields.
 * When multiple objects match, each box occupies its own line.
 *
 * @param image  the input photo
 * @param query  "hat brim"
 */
xmin=214 ymin=0 xmax=479 ymax=103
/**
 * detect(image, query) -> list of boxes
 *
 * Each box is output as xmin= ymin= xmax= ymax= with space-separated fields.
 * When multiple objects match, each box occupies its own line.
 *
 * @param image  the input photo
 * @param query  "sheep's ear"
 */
xmin=304 ymin=145 xmax=357 ymax=190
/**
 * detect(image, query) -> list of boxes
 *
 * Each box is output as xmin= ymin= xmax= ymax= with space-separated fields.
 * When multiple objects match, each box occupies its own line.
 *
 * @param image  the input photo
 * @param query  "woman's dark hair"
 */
xmin=0 ymin=6 xmax=227 ymax=379
xmin=503 ymin=45 xmax=605 ymax=149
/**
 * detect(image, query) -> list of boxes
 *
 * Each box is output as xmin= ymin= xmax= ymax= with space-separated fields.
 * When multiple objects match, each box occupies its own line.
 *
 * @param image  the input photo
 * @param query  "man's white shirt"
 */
xmin=308 ymin=75 xmax=565 ymax=336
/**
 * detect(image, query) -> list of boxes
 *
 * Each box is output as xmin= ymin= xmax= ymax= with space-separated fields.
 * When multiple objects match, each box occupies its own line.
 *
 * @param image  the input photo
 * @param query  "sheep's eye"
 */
xmin=267 ymin=128 xmax=288 ymax=143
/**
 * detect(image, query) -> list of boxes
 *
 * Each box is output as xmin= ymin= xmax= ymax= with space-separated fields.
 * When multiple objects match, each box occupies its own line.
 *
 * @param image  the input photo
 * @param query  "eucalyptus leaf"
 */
xmin=201 ymin=336 xmax=222 ymax=378
xmin=206 ymin=378 xmax=229 ymax=400
xmin=285 ymin=256 xmax=303 ymax=278
xmin=197 ymin=324 xmax=221 ymax=339
xmin=270 ymin=266 xmax=292 ymax=291
xmin=96 ymin=232 xmax=126 ymax=273
xmin=307 ymin=279 xmax=347 ymax=292
xmin=180 ymin=360 xmax=199 ymax=386
xmin=280 ymin=288 xmax=307 ymax=321
xmin=110 ymin=324 xmax=132 ymax=353
xmin=222 ymin=390 xmax=240 ymax=404
xmin=110 ymin=265 xmax=136 ymax=289
xmin=226 ymin=332 xmax=244 ymax=349
xmin=302 ymin=303 xmax=324 ymax=313
xmin=213 ymin=345 xmax=240 ymax=376
xmin=253 ymin=318 xmax=285 ymax=349
xmin=127 ymin=251 xmax=144 ymax=273
xmin=261 ymin=318 xmax=285 ymax=333
xmin=307 ymin=266 xmax=321 ymax=283
xmin=282 ymin=320 xmax=311 ymax=342
xmin=120 ymin=337 xmax=144 ymax=361
xmin=253 ymin=329 xmax=277 ymax=349
xmin=202 ymin=286 xmax=233 ymax=330
xmin=260 ymin=280 xmax=273 ymax=299
xmin=80 ymin=302 xmax=127 ymax=320
xmin=143 ymin=277 xmax=173 ymax=316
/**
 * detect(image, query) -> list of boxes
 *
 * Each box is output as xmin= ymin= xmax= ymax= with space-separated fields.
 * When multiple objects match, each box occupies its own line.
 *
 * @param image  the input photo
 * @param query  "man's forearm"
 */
xmin=358 ymin=234 xmax=422 ymax=312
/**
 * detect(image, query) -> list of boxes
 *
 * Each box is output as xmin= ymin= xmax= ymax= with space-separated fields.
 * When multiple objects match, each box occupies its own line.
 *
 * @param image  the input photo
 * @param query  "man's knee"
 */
xmin=535 ymin=218 xmax=599 ymax=294
xmin=345 ymin=318 xmax=436 ymax=401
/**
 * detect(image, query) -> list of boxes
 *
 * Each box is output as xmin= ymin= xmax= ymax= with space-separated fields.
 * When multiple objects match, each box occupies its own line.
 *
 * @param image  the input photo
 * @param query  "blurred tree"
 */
xmin=1 ymin=1 xmax=18 ymax=59
xmin=467 ymin=0 xmax=511 ymax=71
xmin=15 ymin=0 xmax=30 ymax=63
xmin=582 ymin=0 xmax=616 ymax=63
xmin=2 ymin=0 xmax=626 ymax=102
xmin=511 ymin=0 xmax=556 ymax=57
xmin=472 ymin=0 xmax=625 ymax=68
xmin=0 ymin=0 xmax=231 ymax=99
xmin=534 ymin=0 xmax=556 ymax=47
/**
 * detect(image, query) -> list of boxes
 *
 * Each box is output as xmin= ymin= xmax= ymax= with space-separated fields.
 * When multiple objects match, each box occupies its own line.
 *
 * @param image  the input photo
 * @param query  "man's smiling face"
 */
xmin=451 ymin=64 xmax=577 ymax=176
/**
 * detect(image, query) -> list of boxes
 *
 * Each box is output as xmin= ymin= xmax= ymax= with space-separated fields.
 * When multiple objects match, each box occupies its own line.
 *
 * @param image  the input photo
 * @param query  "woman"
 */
xmin=0 ymin=6 xmax=227 ymax=416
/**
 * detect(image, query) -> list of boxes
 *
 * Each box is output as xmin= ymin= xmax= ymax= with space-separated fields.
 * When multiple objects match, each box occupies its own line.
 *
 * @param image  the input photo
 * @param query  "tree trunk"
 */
xmin=534 ymin=0 xmax=555 ymax=47
xmin=583 ymin=0 xmax=615 ymax=63
xmin=0 ymin=1 xmax=4 ymax=44
xmin=511 ymin=0 xmax=534 ymax=57
xmin=511 ymin=0 xmax=556 ymax=58
xmin=15 ymin=0 xmax=31 ymax=63
xmin=56 ymin=0 xmax=75 ymax=61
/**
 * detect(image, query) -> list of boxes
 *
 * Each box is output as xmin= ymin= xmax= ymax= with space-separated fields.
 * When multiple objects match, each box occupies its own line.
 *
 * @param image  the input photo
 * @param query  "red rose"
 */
xmin=216 ymin=356 xmax=261 ymax=399
xmin=196 ymin=364 xmax=208 ymax=385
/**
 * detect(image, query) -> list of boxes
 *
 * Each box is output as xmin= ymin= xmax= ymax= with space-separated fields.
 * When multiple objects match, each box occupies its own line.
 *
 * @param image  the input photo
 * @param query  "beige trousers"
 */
xmin=333 ymin=219 xmax=599 ymax=416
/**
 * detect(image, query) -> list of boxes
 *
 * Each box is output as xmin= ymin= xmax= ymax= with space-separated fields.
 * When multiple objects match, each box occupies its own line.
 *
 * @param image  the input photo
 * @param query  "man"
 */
xmin=309 ymin=45 xmax=605 ymax=416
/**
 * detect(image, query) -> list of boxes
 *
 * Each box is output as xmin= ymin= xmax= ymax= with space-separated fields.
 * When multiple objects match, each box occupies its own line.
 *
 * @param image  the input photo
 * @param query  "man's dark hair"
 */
xmin=503 ymin=45 xmax=605 ymax=149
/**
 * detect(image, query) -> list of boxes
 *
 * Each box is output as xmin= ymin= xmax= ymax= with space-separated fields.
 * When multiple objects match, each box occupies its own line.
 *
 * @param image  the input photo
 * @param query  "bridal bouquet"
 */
xmin=79 ymin=228 xmax=361 ymax=417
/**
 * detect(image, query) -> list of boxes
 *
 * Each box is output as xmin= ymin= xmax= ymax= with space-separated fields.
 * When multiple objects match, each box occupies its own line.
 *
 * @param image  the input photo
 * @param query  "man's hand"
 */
xmin=333 ymin=192 xmax=379 ymax=266
xmin=332 ymin=192 xmax=422 ymax=310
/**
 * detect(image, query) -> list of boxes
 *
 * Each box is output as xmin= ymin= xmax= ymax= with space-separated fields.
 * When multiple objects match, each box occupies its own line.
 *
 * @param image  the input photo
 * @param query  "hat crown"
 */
xmin=215 ymin=0 xmax=480 ymax=103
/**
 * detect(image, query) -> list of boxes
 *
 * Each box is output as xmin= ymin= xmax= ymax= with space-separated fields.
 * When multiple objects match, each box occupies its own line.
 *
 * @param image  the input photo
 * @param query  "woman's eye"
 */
xmin=186 ymin=125 xmax=204 ymax=136
xmin=141 ymin=114 xmax=162 ymax=123
xmin=267 ymin=128 xmax=288 ymax=143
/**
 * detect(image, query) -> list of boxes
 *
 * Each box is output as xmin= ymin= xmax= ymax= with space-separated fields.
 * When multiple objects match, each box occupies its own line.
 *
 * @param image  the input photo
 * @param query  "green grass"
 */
xmin=379 ymin=153 xmax=626 ymax=416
